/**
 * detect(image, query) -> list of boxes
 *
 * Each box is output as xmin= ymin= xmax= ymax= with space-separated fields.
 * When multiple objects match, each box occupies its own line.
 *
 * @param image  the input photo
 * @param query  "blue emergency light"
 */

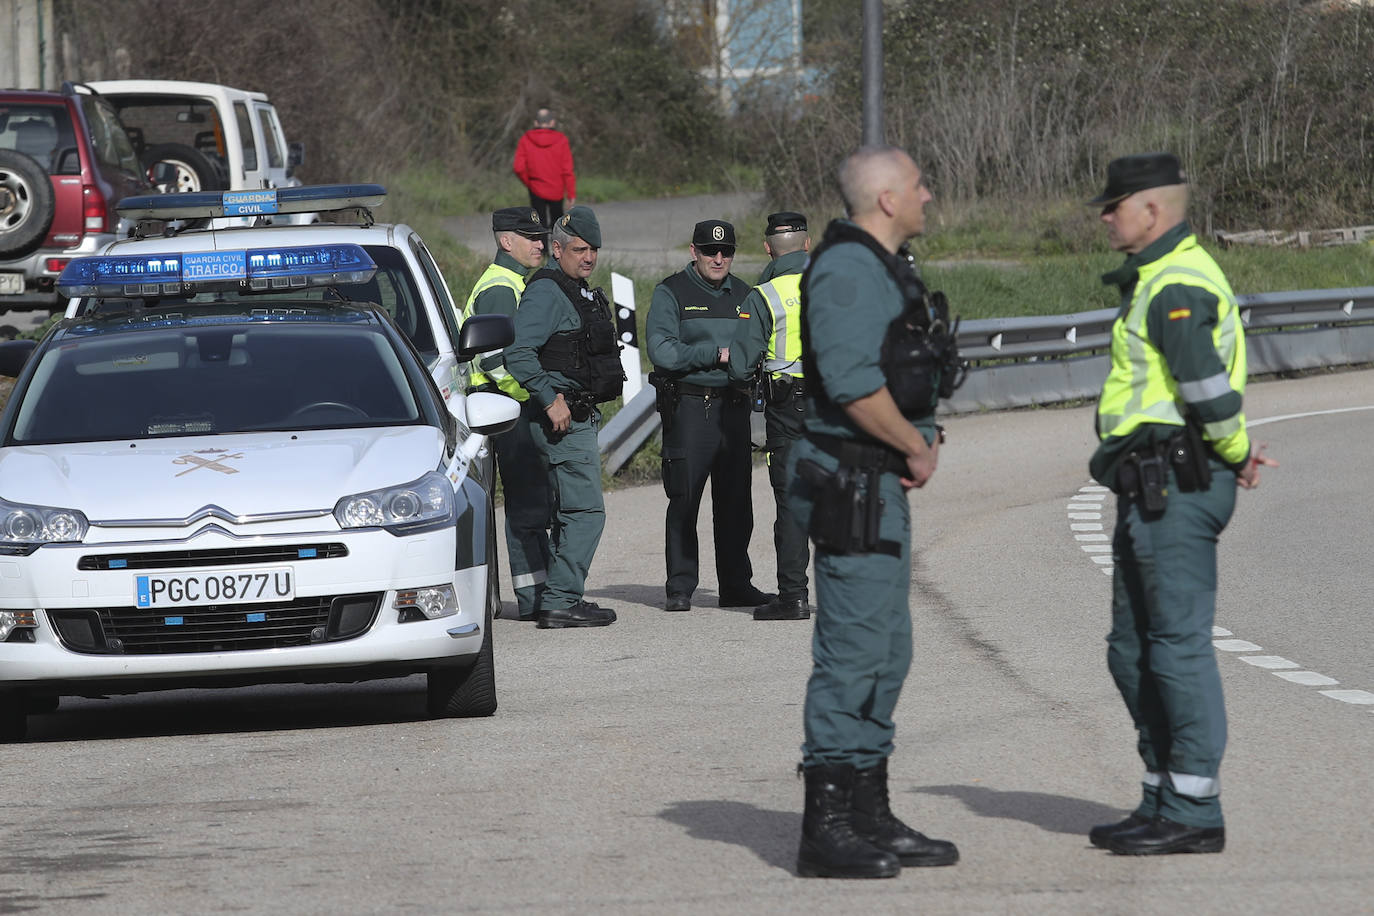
xmin=115 ymin=184 xmax=387 ymax=220
xmin=57 ymin=243 xmax=377 ymax=297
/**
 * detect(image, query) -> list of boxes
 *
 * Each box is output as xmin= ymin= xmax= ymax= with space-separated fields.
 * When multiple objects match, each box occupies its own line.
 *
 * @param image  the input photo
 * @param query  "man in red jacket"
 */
xmin=513 ymin=108 xmax=577 ymax=229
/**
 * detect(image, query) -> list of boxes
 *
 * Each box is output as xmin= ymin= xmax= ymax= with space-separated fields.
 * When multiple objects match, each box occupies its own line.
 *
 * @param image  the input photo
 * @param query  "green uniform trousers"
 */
xmin=787 ymin=439 xmax=913 ymax=769
xmin=1108 ymin=462 xmax=1236 ymax=829
xmin=494 ymin=404 xmax=553 ymax=616
xmin=765 ymin=388 xmax=809 ymax=601
xmin=527 ymin=405 xmax=605 ymax=612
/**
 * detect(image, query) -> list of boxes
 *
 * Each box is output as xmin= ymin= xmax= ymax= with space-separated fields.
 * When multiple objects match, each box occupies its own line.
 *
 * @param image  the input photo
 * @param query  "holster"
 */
xmin=647 ymin=371 xmax=679 ymax=432
xmin=1167 ymin=422 xmax=1213 ymax=492
xmin=798 ymin=444 xmax=901 ymax=557
xmin=1117 ymin=447 xmax=1169 ymax=514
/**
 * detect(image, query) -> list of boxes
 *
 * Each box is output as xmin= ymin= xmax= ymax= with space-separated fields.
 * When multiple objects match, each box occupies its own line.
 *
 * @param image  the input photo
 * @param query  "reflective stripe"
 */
xmin=1177 ymin=371 xmax=1233 ymax=404
xmin=512 ymin=569 xmax=547 ymax=589
xmin=1142 ymin=770 xmax=1165 ymax=788
xmin=759 ymin=273 xmax=803 ymax=377
xmin=763 ymin=357 xmax=801 ymax=375
xmin=1169 ymin=771 xmax=1220 ymax=798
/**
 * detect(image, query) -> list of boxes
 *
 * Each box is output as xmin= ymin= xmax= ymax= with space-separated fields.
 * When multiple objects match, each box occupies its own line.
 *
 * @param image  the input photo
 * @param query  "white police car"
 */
xmin=0 ymin=185 xmax=519 ymax=741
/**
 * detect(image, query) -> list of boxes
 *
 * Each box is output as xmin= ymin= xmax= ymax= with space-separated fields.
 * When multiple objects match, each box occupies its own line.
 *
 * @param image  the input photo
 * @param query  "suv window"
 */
xmin=0 ymin=103 xmax=76 ymax=174
xmin=255 ymin=105 xmax=284 ymax=169
xmin=232 ymin=102 xmax=257 ymax=171
xmin=106 ymin=96 xmax=227 ymax=173
xmin=81 ymin=96 xmax=141 ymax=175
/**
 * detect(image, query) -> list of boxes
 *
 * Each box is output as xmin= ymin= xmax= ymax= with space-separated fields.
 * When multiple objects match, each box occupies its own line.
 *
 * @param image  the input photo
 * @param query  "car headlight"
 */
xmin=0 ymin=497 xmax=89 ymax=553
xmin=333 ymin=471 xmax=455 ymax=535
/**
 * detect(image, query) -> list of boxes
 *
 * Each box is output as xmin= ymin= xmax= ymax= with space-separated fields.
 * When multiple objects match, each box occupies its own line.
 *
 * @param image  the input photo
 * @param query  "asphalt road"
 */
xmin=3 ymin=368 xmax=1372 ymax=915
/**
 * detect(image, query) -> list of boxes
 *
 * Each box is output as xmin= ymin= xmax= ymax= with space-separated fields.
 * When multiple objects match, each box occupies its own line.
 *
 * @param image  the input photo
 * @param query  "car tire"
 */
xmin=0 ymin=149 xmax=56 ymax=259
xmin=141 ymin=143 xmax=226 ymax=193
xmin=0 ymin=689 xmax=27 ymax=742
xmin=426 ymin=601 xmax=497 ymax=718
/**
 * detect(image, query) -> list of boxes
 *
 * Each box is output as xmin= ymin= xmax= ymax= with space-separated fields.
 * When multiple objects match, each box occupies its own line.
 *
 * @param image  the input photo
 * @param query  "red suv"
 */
xmin=0 ymin=82 xmax=151 ymax=311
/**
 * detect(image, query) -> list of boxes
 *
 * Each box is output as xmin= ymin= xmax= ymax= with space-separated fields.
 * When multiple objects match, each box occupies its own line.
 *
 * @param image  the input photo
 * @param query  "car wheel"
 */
xmin=426 ymin=601 xmax=497 ymax=718
xmin=0 ymin=689 xmax=27 ymax=742
xmin=0 ymin=150 xmax=56 ymax=259
xmin=141 ymin=143 xmax=226 ymax=193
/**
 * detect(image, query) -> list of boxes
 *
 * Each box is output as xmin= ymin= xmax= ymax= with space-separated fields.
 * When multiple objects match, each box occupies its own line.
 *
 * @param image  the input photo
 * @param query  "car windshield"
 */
xmin=8 ymin=316 xmax=427 ymax=445
xmin=74 ymin=244 xmax=439 ymax=361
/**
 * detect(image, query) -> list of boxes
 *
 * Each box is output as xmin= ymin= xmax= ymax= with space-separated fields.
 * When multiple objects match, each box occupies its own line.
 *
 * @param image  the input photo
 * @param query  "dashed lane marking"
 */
xmin=1069 ymin=481 xmax=1372 ymax=716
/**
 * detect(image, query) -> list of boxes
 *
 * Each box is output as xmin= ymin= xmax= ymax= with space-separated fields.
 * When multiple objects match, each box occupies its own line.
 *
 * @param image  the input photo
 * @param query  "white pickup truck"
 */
xmin=87 ymin=79 xmax=309 ymax=222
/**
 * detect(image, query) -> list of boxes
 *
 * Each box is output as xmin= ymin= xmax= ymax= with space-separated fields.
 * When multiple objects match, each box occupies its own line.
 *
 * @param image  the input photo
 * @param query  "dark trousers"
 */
xmin=765 ymin=395 xmax=809 ymax=600
xmin=660 ymin=391 xmax=755 ymax=598
xmin=1108 ymin=462 xmax=1236 ymax=828
xmin=492 ymin=403 xmax=552 ymax=616
xmin=528 ymin=193 xmax=564 ymax=229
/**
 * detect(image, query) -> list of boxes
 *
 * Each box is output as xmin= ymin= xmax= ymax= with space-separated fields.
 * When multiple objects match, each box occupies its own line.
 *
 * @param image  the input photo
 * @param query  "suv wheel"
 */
xmin=142 ymin=143 xmax=226 ymax=193
xmin=0 ymin=150 xmax=56 ymax=259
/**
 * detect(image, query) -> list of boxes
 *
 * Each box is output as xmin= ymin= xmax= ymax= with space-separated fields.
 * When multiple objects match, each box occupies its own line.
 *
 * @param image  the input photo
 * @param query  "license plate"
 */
xmin=134 ymin=566 xmax=295 ymax=608
xmin=0 ymin=273 xmax=23 ymax=295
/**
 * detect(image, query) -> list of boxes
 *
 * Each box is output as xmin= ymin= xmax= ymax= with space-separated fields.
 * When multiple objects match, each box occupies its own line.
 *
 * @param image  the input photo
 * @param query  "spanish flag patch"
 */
xmin=1168 ymin=307 xmax=1191 ymax=321
xmin=739 ymin=312 xmax=750 ymax=319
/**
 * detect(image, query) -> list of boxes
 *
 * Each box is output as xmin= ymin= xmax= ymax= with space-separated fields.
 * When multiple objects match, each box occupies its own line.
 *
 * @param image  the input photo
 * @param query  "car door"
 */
xmin=407 ymin=233 xmax=467 ymax=403
xmin=252 ymin=104 xmax=295 ymax=189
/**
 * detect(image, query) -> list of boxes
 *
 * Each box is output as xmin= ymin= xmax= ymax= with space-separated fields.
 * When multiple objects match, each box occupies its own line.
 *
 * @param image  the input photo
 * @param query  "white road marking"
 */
xmin=1068 ymin=471 xmax=1371 ymax=718
xmin=1248 ymin=405 xmax=1374 ymax=428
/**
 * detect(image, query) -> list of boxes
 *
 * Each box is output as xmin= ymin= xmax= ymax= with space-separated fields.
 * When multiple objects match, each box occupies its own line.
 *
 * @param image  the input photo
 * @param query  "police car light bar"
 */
xmin=115 ymin=184 xmax=387 ymax=220
xmin=57 ymin=244 xmax=378 ymax=298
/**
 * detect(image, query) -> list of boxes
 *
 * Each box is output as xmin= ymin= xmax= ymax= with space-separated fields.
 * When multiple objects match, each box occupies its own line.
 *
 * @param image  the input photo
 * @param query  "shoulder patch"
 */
xmin=1168 ymin=307 xmax=1192 ymax=321
xmin=738 ymin=312 xmax=751 ymax=319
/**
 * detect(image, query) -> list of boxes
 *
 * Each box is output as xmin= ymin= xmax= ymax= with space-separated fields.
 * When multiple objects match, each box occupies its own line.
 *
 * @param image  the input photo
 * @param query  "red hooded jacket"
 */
xmin=513 ymin=128 xmax=576 ymax=202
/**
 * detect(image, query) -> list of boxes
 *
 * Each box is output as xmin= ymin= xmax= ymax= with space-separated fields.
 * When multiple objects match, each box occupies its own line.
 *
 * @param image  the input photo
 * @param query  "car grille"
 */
xmin=48 ymin=593 xmax=382 ymax=655
xmin=77 ymin=543 xmax=349 ymax=571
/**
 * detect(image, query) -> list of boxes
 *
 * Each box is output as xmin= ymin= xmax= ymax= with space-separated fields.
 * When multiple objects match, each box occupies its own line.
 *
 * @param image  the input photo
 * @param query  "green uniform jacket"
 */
xmin=1090 ymin=222 xmax=1250 ymax=487
xmin=727 ymin=249 xmax=808 ymax=384
xmin=504 ymin=272 xmax=588 ymax=409
xmin=803 ymin=232 xmax=937 ymax=445
xmin=646 ymin=265 xmax=746 ymax=387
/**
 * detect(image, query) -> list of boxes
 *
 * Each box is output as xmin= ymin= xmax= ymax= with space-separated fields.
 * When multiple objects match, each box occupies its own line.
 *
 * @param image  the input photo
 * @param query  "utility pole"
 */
xmin=861 ymin=0 xmax=883 ymax=146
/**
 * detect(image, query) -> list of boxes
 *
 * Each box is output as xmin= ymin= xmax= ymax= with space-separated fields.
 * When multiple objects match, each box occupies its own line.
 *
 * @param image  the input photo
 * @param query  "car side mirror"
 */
xmin=457 ymin=314 xmax=514 ymax=360
xmin=0 ymin=339 xmax=38 ymax=377
xmin=463 ymin=391 xmax=520 ymax=437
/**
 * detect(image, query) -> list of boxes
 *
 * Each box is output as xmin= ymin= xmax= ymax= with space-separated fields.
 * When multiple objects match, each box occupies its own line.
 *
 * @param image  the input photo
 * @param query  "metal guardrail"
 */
xmin=599 ymin=287 xmax=1374 ymax=474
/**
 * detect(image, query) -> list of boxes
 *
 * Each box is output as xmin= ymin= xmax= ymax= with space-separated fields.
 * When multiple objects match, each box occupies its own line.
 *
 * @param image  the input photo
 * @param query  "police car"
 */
xmin=0 ymin=185 xmax=519 ymax=741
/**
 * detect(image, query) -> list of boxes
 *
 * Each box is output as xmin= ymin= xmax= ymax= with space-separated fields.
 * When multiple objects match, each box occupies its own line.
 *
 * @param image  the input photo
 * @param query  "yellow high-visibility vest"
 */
xmin=758 ymin=272 xmax=804 ymax=378
xmin=1096 ymin=234 xmax=1248 ymax=464
xmin=462 ymin=262 xmax=529 ymax=401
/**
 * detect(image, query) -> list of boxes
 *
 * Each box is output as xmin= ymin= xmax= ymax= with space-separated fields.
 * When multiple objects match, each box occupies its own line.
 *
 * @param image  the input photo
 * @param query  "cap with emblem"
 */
xmin=1087 ymin=152 xmax=1187 ymax=206
xmin=764 ymin=211 xmax=807 ymax=236
xmin=492 ymin=206 xmax=548 ymax=238
xmin=692 ymin=219 xmax=736 ymax=250
xmin=556 ymin=205 xmax=601 ymax=248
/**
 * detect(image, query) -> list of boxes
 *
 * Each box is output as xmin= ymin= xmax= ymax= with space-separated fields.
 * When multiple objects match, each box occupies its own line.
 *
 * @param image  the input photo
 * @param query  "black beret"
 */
xmin=1088 ymin=153 xmax=1187 ymax=205
xmin=765 ymin=211 xmax=807 ymax=235
xmin=692 ymin=219 xmax=736 ymax=249
xmin=492 ymin=206 xmax=547 ymax=237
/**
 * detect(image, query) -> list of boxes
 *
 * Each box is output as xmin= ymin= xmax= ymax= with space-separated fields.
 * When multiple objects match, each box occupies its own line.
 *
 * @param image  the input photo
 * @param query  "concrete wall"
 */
xmin=2 ymin=0 xmax=57 ymax=90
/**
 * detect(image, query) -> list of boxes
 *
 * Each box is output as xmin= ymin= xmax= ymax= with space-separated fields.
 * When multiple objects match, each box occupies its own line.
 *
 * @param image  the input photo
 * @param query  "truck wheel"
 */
xmin=0 ymin=150 xmax=55 ymax=259
xmin=142 ymin=143 xmax=226 ymax=193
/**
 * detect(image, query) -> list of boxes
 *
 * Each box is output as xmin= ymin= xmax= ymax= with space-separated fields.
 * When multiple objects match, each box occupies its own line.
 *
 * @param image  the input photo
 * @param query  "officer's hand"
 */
xmin=547 ymin=393 xmax=572 ymax=433
xmin=900 ymin=436 xmax=939 ymax=490
xmin=1238 ymin=442 xmax=1277 ymax=489
xmin=718 ymin=347 xmax=729 ymax=364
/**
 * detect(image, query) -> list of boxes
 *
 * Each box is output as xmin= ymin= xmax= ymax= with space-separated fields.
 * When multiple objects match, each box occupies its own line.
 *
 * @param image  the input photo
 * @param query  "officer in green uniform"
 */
xmin=1085 ymin=153 xmax=1275 ymax=855
xmin=727 ymin=211 xmax=812 ymax=621
xmin=786 ymin=147 xmax=959 ymax=879
xmin=646 ymin=219 xmax=772 ymax=613
xmin=503 ymin=206 xmax=622 ymax=629
xmin=461 ymin=206 xmax=552 ymax=621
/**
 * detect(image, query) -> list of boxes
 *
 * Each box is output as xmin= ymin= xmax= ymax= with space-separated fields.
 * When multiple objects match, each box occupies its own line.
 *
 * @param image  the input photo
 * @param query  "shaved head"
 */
xmin=838 ymin=146 xmax=916 ymax=218
xmin=765 ymin=229 xmax=808 ymax=257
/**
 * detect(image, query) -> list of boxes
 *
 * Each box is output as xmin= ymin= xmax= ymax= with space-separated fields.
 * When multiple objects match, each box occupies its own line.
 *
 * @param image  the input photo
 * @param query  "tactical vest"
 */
xmin=657 ymin=269 xmax=750 ymax=386
xmin=758 ymin=272 xmax=804 ymax=378
xmin=800 ymin=219 xmax=961 ymax=420
xmin=462 ymin=262 xmax=528 ymax=401
xmin=1096 ymin=233 xmax=1248 ymax=463
xmin=529 ymin=268 xmax=625 ymax=403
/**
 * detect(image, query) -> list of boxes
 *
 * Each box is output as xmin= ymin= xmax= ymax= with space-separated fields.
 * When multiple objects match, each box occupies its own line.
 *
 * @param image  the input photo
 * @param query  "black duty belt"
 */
xmin=807 ymin=433 xmax=909 ymax=476
xmin=678 ymin=381 xmax=733 ymax=398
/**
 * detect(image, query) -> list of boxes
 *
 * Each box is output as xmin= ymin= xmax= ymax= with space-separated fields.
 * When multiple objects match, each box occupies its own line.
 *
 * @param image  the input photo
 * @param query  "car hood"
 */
xmin=0 ymin=426 xmax=446 ymax=520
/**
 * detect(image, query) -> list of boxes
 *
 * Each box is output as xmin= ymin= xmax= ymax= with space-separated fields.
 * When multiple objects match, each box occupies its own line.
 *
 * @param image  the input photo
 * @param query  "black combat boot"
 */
xmin=850 ymin=759 xmax=959 ymax=866
xmin=796 ymin=764 xmax=901 ymax=879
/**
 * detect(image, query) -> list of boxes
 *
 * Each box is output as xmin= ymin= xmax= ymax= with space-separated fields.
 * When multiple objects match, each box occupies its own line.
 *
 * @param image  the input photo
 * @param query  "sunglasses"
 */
xmin=698 ymin=245 xmax=734 ymax=258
